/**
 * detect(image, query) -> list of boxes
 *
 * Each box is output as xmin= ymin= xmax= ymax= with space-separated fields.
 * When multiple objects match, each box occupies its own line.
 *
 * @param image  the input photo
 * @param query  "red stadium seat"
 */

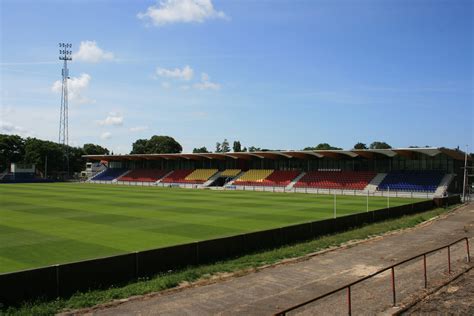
xmin=294 ymin=171 xmax=376 ymax=190
xmin=118 ymin=169 xmax=169 ymax=182
xmin=161 ymin=170 xmax=197 ymax=183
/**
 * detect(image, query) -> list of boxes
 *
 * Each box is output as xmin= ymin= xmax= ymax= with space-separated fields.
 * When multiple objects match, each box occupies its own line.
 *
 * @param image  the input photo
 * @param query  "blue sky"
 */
xmin=1 ymin=0 xmax=472 ymax=153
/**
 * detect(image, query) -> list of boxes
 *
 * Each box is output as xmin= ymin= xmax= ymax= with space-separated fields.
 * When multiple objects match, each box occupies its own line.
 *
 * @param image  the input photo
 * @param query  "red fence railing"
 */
xmin=274 ymin=237 xmax=471 ymax=316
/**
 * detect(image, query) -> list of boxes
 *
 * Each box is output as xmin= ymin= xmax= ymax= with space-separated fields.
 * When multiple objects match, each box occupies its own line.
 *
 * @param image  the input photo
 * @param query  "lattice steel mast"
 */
xmin=58 ymin=43 xmax=72 ymax=146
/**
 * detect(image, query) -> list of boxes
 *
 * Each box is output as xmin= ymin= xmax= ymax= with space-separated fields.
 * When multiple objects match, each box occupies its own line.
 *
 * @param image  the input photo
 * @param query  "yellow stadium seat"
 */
xmin=236 ymin=169 xmax=274 ymax=182
xmin=220 ymin=169 xmax=241 ymax=177
xmin=185 ymin=169 xmax=218 ymax=181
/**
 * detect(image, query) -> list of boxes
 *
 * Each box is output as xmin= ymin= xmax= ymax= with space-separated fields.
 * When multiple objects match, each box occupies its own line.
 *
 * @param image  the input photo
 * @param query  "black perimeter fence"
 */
xmin=0 ymin=195 xmax=460 ymax=306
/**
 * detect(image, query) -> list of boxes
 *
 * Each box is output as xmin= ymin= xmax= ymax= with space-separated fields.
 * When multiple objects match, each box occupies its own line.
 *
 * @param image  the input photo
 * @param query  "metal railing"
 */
xmin=275 ymin=237 xmax=471 ymax=316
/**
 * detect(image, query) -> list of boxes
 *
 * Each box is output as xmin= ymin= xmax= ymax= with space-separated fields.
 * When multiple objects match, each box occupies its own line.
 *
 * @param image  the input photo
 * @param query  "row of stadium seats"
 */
xmin=220 ymin=169 xmax=241 ymax=177
xmin=237 ymin=170 xmax=302 ymax=187
xmin=294 ymin=171 xmax=377 ymax=190
xmin=91 ymin=168 xmax=446 ymax=192
xmin=233 ymin=169 xmax=301 ymax=186
xmin=92 ymin=168 xmax=128 ymax=181
xmin=118 ymin=169 xmax=169 ymax=182
xmin=161 ymin=170 xmax=194 ymax=183
xmin=160 ymin=169 xmax=219 ymax=184
xmin=377 ymin=171 xmax=444 ymax=192
xmin=263 ymin=170 xmax=302 ymax=186
xmin=185 ymin=169 xmax=219 ymax=182
xmin=234 ymin=169 xmax=274 ymax=186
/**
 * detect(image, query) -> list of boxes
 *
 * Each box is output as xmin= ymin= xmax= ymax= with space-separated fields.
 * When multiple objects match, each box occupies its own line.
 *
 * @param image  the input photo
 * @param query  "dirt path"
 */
xmin=400 ymin=267 xmax=474 ymax=315
xmin=76 ymin=203 xmax=474 ymax=316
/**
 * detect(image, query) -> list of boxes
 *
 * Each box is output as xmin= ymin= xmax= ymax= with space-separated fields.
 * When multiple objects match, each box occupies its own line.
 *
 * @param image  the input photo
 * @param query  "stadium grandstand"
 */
xmin=83 ymin=147 xmax=469 ymax=198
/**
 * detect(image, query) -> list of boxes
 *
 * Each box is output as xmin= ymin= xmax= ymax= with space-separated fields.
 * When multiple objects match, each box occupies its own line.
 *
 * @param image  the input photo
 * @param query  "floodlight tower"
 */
xmin=58 ymin=43 xmax=72 ymax=147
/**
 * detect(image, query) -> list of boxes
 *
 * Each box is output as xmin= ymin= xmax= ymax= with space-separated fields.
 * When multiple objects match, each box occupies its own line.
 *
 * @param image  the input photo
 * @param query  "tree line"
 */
xmin=191 ymin=140 xmax=393 ymax=153
xmin=0 ymin=134 xmax=109 ymax=177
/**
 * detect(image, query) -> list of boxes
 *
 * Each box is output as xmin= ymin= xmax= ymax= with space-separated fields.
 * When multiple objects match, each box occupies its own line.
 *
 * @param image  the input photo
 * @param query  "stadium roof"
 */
xmin=83 ymin=147 xmax=470 ymax=161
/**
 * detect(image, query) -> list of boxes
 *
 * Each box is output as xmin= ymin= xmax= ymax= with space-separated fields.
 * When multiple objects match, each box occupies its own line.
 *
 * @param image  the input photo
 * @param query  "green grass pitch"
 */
xmin=0 ymin=183 xmax=424 ymax=273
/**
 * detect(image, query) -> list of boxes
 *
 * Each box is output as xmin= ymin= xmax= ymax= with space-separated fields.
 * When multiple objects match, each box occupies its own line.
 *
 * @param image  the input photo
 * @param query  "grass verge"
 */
xmin=1 ymin=206 xmax=455 ymax=315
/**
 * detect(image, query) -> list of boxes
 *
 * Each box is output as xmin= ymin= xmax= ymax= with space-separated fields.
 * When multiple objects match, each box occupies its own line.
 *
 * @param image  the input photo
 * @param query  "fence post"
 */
xmin=55 ymin=264 xmax=60 ymax=297
xmin=387 ymin=186 xmax=390 ymax=209
xmin=466 ymin=238 xmax=471 ymax=262
xmin=347 ymin=286 xmax=352 ymax=316
xmin=366 ymin=191 xmax=369 ymax=212
xmin=391 ymin=267 xmax=396 ymax=306
xmin=423 ymin=254 xmax=427 ymax=288
xmin=448 ymin=246 xmax=451 ymax=274
xmin=135 ymin=251 xmax=139 ymax=278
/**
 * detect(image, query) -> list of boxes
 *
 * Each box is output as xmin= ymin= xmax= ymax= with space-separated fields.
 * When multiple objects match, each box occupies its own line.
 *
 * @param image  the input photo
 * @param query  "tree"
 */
xmin=83 ymin=143 xmax=110 ymax=155
xmin=193 ymin=147 xmax=209 ymax=153
xmin=130 ymin=139 xmax=148 ymax=154
xmin=233 ymin=140 xmax=242 ymax=152
xmin=0 ymin=134 xmax=25 ymax=171
xmin=130 ymin=135 xmax=182 ymax=154
xmin=369 ymin=141 xmax=392 ymax=149
xmin=248 ymin=146 xmax=261 ymax=152
xmin=215 ymin=142 xmax=221 ymax=153
xmin=23 ymin=137 xmax=65 ymax=175
xmin=353 ymin=142 xmax=368 ymax=149
xmin=221 ymin=139 xmax=230 ymax=152
xmin=304 ymin=143 xmax=342 ymax=150
xmin=68 ymin=146 xmax=87 ymax=174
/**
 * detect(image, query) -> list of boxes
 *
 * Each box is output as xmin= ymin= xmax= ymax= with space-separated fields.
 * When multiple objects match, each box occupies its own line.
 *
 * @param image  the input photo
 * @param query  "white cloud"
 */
xmin=129 ymin=126 xmax=149 ymax=132
xmin=97 ymin=113 xmax=124 ymax=126
xmin=137 ymin=0 xmax=227 ymax=26
xmin=0 ymin=121 xmax=35 ymax=137
xmin=161 ymin=82 xmax=171 ymax=89
xmin=100 ymin=132 xmax=112 ymax=140
xmin=194 ymin=72 xmax=220 ymax=90
xmin=73 ymin=41 xmax=115 ymax=63
xmin=156 ymin=65 xmax=194 ymax=81
xmin=51 ymin=73 xmax=93 ymax=104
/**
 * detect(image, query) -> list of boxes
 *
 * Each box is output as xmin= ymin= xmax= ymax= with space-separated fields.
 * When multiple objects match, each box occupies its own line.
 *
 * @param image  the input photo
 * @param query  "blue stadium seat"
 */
xmin=378 ymin=171 xmax=444 ymax=192
xmin=92 ymin=168 xmax=128 ymax=181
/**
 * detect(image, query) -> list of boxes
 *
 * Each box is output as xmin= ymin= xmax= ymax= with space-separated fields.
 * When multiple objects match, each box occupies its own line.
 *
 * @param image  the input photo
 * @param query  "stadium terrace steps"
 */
xmin=118 ymin=169 xmax=169 ymax=182
xmin=286 ymin=172 xmax=306 ymax=190
xmin=225 ymin=171 xmax=246 ymax=186
xmin=156 ymin=170 xmax=175 ymax=183
xmin=91 ymin=168 xmax=128 ymax=181
xmin=87 ymin=168 xmax=107 ymax=182
xmin=377 ymin=171 xmax=444 ymax=192
xmin=294 ymin=171 xmax=377 ymax=190
xmin=365 ymin=173 xmax=387 ymax=192
xmin=112 ymin=170 xmax=131 ymax=183
xmin=0 ymin=169 xmax=8 ymax=180
xmin=203 ymin=172 xmax=224 ymax=187
xmin=434 ymin=174 xmax=456 ymax=197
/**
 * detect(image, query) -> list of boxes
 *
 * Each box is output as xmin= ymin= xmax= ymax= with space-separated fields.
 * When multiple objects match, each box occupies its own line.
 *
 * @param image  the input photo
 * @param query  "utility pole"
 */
xmin=387 ymin=186 xmax=390 ymax=208
xmin=58 ymin=43 xmax=72 ymax=177
xmin=462 ymin=145 xmax=468 ymax=202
